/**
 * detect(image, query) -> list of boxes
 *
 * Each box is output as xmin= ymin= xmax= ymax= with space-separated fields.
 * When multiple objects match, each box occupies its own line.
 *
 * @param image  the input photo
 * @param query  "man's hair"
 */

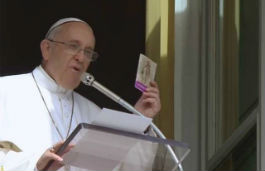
xmin=46 ymin=25 xmax=63 ymax=39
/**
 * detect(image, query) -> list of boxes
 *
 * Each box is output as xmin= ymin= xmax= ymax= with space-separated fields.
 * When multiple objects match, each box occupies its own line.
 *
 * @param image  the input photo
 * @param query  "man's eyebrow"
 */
xmin=67 ymin=40 xmax=94 ymax=49
xmin=68 ymin=40 xmax=79 ymax=44
xmin=85 ymin=47 xmax=94 ymax=50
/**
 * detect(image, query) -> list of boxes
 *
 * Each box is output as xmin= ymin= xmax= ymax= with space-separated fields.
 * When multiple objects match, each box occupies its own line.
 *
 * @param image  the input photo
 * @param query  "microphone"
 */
xmin=80 ymin=72 xmax=183 ymax=171
xmin=81 ymin=72 xmax=145 ymax=118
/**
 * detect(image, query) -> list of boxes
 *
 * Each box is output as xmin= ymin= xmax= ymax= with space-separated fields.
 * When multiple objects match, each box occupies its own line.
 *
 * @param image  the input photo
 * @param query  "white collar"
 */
xmin=32 ymin=65 xmax=72 ymax=96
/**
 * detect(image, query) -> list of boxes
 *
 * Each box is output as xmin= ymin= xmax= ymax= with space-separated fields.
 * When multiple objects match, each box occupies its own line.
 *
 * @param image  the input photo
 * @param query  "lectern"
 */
xmin=45 ymin=123 xmax=190 ymax=171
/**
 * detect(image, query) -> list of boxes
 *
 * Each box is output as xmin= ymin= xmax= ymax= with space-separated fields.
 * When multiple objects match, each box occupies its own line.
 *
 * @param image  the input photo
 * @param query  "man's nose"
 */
xmin=74 ymin=49 xmax=86 ymax=62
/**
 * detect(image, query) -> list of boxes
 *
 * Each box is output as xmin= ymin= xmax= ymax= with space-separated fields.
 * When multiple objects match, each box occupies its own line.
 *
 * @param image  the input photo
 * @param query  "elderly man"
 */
xmin=0 ymin=18 xmax=161 ymax=171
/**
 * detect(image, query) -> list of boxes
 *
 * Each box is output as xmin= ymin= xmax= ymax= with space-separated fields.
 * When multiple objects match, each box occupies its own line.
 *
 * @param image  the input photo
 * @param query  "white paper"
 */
xmin=92 ymin=108 xmax=152 ymax=134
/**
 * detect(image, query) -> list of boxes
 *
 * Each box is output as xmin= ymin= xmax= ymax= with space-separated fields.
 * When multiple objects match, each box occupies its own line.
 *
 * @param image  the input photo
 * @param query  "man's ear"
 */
xmin=40 ymin=39 xmax=50 ymax=61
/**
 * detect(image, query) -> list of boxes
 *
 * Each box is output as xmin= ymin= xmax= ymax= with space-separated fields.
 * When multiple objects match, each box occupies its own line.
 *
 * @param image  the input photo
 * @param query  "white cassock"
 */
xmin=0 ymin=66 xmax=157 ymax=171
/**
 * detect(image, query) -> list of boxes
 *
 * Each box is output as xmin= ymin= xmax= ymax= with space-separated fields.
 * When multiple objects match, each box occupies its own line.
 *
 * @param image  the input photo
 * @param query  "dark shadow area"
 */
xmin=239 ymin=0 xmax=259 ymax=122
xmin=0 ymin=0 xmax=146 ymax=111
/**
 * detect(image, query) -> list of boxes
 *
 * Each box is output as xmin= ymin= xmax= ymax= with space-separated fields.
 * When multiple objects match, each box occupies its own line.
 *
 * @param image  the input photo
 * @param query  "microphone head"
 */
xmin=81 ymin=72 xmax=95 ymax=86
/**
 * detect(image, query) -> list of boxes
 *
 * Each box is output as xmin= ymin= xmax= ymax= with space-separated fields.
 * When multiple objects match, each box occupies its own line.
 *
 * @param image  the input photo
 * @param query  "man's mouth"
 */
xmin=72 ymin=66 xmax=81 ymax=72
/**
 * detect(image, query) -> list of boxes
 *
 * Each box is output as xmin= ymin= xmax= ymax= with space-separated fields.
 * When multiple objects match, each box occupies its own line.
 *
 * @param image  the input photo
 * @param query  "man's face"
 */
xmin=41 ymin=22 xmax=96 ymax=89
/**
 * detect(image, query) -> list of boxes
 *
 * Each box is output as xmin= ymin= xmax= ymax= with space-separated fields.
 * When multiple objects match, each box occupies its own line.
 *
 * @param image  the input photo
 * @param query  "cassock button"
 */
xmin=65 ymin=113 xmax=70 ymax=118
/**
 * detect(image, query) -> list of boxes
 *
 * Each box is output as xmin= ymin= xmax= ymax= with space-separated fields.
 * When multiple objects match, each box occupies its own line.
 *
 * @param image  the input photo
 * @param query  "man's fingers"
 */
xmin=146 ymin=82 xmax=159 ymax=93
xmin=142 ymin=98 xmax=159 ymax=105
xmin=149 ymin=81 xmax=158 ymax=88
xmin=53 ymin=141 xmax=64 ymax=152
xmin=143 ymin=91 xmax=159 ymax=99
xmin=61 ymin=144 xmax=75 ymax=155
xmin=145 ymin=87 xmax=159 ymax=94
xmin=36 ymin=149 xmax=63 ymax=171
xmin=48 ymin=152 xmax=63 ymax=162
xmin=36 ymin=141 xmax=66 ymax=171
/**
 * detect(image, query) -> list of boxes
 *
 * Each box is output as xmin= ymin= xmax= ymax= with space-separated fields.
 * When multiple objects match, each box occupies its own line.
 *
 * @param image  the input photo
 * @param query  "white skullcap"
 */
xmin=45 ymin=17 xmax=87 ymax=38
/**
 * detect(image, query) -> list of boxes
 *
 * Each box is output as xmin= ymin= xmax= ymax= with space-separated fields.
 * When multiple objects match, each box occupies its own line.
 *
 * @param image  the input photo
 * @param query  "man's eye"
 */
xmin=85 ymin=49 xmax=92 ymax=54
xmin=84 ymin=49 xmax=92 ymax=55
xmin=68 ymin=44 xmax=79 ymax=50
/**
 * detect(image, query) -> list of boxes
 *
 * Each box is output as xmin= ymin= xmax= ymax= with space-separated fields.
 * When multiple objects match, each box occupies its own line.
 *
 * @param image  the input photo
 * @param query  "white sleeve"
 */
xmin=0 ymin=149 xmax=39 ymax=171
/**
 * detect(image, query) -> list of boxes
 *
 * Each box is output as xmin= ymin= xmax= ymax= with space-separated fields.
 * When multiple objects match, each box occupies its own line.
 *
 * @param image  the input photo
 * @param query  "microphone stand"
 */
xmin=81 ymin=73 xmax=184 ymax=171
